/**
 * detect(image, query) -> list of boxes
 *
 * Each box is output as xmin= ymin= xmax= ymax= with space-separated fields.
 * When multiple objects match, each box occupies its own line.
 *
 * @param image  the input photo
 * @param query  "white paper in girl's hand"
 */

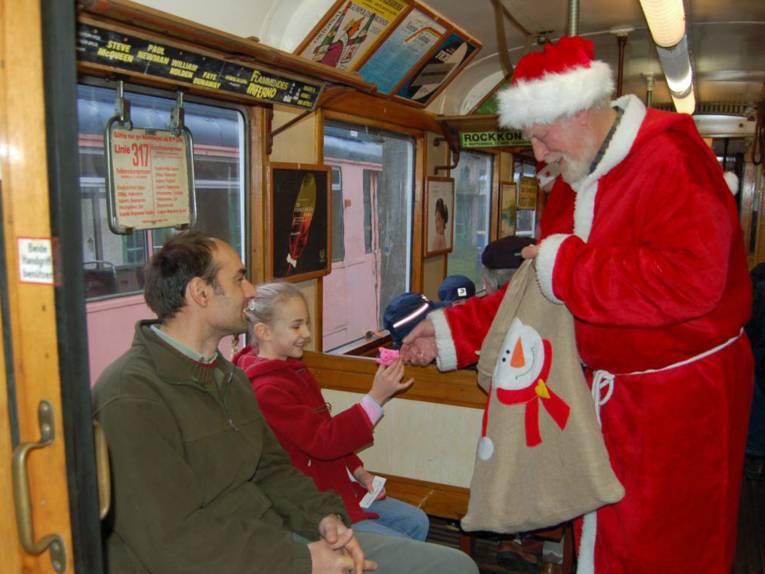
xmin=359 ymin=476 xmax=386 ymax=508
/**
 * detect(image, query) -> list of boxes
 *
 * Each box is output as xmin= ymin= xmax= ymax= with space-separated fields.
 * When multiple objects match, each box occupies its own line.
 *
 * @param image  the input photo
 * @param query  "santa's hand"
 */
xmin=400 ymin=320 xmax=437 ymax=366
xmin=521 ymin=244 xmax=539 ymax=259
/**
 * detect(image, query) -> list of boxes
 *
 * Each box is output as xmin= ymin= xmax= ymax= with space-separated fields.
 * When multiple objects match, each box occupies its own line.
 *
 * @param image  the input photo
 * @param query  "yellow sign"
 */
xmin=517 ymin=176 xmax=539 ymax=210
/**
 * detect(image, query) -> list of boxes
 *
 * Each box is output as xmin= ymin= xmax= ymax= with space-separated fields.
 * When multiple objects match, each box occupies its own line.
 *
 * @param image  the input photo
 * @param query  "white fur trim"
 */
xmin=430 ymin=309 xmax=458 ymax=371
xmin=723 ymin=171 xmax=739 ymax=195
xmin=572 ymin=95 xmax=647 ymax=241
xmin=573 ymin=180 xmax=597 ymax=240
xmin=535 ymin=234 xmax=569 ymax=304
xmin=590 ymin=95 xmax=646 ymax=181
xmin=498 ymin=61 xmax=614 ymax=129
xmin=577 ymin=511 xmax=597 ymax=574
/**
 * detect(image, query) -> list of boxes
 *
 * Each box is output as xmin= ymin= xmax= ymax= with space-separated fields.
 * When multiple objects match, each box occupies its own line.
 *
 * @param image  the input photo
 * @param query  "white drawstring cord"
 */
xmin=590 ymin=370 xmax=615 ymax=426
xmin=577 ymin=329 xmax=742 ymax=573
xmin=578 ymin=369 xmax=614 ymax=574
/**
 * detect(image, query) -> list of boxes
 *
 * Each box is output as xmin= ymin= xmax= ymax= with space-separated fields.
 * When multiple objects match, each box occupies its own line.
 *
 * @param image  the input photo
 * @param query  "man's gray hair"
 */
xmin=481 ymin=266 xmax=517 ymax=294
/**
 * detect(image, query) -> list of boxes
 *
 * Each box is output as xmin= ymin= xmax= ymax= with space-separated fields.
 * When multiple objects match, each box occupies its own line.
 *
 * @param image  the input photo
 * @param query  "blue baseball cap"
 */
xmin=438 ymin=275 xmax=476 ymax=303
xmin=383 ymin=292 xmax=442 ymax=348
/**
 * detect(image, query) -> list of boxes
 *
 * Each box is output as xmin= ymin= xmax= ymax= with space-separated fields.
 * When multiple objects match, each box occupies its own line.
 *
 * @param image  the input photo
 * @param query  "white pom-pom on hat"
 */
xmin=723 ymin=171 xmax=739 ymax=196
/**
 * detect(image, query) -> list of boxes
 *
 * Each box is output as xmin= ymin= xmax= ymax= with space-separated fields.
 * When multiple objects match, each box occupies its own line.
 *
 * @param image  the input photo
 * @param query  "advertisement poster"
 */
xmin=517 ymin=176 xmax=539 ymax=210
xmin=460 ymin=130 xmax=529 ymax=149
xmin=77 ymin=23 xmax=322 ymax=110
xmin=270 ymin=164 xmax=331 ymax=282
xmin=425 ymin=177 xmax=455 ymax=256
xmin=299 ymin=0 xmax=408 ymax=71
xmin=109 ymin=128 xmax=191 ymax=230
xmin=358 ymin=8 xmax=445 ymax=94
xmin=396 ymin=33 xmax=478 ymax=104
xmin=499 ymin=181 xmax=516 ymax=237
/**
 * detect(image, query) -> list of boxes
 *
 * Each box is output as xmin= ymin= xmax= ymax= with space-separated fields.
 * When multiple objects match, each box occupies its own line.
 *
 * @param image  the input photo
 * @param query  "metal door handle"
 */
xmin=11 ymin=400 xmax=67 ymax=572
xmin=93 ymin=419 xmax=111 ymax=519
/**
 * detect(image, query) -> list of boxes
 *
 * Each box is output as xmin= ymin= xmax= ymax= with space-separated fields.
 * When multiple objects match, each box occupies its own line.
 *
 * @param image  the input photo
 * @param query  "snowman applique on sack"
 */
xmin=461 ymin=261 xmax=623 ymax=534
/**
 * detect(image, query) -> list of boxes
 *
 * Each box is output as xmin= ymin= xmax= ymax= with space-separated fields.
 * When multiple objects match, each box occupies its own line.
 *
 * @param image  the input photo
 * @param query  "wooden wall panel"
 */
xmin=0 ymin=0 xmax=75 ymax=569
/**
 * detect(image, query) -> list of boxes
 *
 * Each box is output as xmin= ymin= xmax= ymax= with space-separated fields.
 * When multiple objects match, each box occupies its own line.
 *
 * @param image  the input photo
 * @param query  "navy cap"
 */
xmin=383 ymin=292 xmax=440 ymax=348
xmin=438 ymin=275 xmax=476 ymax=303
xmin=481 ymin=236 xmax=535 ymax=270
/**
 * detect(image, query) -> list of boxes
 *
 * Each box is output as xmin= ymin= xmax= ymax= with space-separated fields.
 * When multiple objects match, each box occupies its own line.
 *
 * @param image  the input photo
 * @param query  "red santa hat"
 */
xmin=498 ymin=36 xmax=614 ymax=129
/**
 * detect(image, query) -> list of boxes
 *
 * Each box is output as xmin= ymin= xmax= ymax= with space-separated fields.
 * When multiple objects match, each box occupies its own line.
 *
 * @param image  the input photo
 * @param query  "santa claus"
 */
xmin=401 ymin=36 xmax=752 ymax=574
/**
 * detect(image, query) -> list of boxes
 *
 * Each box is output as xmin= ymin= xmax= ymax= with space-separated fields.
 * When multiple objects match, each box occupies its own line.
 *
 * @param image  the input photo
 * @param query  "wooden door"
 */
xmin=0 ymin=1 xmax=101 ymax=572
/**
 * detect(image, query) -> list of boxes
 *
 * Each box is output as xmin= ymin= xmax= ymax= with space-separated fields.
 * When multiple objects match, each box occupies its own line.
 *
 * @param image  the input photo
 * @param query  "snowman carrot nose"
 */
xmin=510 ymin=338 xmax=525 ymax=368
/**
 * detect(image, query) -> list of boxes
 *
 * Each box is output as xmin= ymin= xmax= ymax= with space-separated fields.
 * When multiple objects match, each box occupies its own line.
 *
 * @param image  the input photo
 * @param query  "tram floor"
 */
xmin=733 ymin=472 xmax=765 ymax=574
xmin=426 ymin=474 xmax=765 ymax=574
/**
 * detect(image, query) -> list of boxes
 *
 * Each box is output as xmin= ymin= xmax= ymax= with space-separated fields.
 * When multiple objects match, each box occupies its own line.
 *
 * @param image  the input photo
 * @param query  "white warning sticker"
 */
xmin=18 ymin=237 xmax=54 ymax=285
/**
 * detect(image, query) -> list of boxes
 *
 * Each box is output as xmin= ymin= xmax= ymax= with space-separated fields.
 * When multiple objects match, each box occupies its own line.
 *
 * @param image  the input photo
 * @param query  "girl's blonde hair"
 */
xmin=246 ymin=282 xmax=308 ymax=345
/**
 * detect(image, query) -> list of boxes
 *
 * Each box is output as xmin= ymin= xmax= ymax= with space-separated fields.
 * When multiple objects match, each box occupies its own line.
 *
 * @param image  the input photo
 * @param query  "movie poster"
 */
xmin=299 ymin=0 xmax=408 ymax=71
xmin=396 ymin=33 xmax=477 ymax=105
xmin=358 ymin=8 xmax=445 ymax=93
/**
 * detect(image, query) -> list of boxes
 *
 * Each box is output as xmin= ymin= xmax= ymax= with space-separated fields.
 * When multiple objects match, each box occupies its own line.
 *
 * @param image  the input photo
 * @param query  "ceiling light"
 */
xmin=671 ymin=89 xmax=696 ymax=115
xmin=656 ymin=37 xmax=693 ymax=95
xmin=638 ymin=0 xmax=686 ymax=47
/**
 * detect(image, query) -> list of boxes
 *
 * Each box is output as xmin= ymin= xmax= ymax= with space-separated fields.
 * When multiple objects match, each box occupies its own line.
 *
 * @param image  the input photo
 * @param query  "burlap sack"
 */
xmin=461 ymin=260 xmax=624 ymax=533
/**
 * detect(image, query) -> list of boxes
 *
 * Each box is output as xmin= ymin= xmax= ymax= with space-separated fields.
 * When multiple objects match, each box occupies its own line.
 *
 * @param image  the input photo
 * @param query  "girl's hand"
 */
xmin=368 ymin=359 xmax=414 ymax=405
xmin=353 ymin=467 xmax=386 ymax=500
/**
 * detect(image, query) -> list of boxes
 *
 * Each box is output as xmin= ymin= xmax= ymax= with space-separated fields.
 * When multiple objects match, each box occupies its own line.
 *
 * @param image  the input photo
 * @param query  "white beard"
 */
xmin=560 ymin=156 xmax=591 ymax=184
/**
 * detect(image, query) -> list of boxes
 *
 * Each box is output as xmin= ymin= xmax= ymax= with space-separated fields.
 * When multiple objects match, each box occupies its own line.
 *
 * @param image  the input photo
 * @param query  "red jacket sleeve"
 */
xmin=255 ymin=379 xmax=374 ymax=462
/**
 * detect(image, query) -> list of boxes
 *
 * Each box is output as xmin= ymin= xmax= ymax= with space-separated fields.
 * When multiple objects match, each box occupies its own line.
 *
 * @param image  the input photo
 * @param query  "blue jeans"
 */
xmin=353 ymin=496 xmax=429 ymax=541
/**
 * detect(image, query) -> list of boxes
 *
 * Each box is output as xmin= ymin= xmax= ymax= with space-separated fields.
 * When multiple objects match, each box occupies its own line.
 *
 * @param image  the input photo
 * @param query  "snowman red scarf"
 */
xmin=495 ymin=335 xmax=569 ymax=447
xmin=462 ymin=261 xmax=623 ymax=534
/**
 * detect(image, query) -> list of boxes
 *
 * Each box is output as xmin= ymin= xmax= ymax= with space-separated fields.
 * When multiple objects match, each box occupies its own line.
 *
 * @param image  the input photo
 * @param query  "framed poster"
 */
xmin=395 ymin=32 xmax=479 ymax=106
xmin=517 ymin=176 xmax=539 ymax=210
xmin=499 ymin=181 xmax=516 ymax=238
xmin=358 ymin=7 xmax=446 ymax=94
xmin=425 ymin=176 xmax=455 ymax=256
xmin=269 ymin=163 xmax=331 ymax=282
xmin=297 ymin=0 xmax=409 ymax=71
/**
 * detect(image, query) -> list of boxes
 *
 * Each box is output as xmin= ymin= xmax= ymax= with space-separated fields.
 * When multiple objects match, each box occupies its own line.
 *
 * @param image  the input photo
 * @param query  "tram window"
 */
xmin=447 ymin=151 xmax=493 ymax=290
xmin=513 ymin=159 xmax=537 ymax=238
xmin=331 ymin=166 xmax=345 ymax=262
xmin=362 ymin=169 xmax=377 ymax=254
xmin=323 ymin=121 xmax=414 ymax=352
xmin=77 ymin=84 xmax=246 ymax=300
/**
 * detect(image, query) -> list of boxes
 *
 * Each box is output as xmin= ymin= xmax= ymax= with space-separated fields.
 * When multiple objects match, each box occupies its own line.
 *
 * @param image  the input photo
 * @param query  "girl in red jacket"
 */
xmin=234 ymin=282 xmax=429 ymax=540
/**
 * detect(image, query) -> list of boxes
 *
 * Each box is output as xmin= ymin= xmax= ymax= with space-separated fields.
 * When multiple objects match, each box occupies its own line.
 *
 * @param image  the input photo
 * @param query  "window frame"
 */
xmin=77 ymin=76 xmax=251 ymax=301
xmin=320 ymin=110 xmax=425 ymax=354
xmin=447 ymin=149 xmax=495 ymax=288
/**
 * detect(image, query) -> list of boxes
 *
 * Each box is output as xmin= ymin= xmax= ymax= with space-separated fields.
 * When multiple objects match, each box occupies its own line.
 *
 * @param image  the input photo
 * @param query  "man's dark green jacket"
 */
xmin=93 ymin=321 xmax=347 ymax=573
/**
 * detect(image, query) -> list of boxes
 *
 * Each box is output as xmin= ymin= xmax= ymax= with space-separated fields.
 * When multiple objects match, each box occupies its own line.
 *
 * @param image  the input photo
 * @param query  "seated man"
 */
xmin=93 ymin=231 xmax=478 ymax=574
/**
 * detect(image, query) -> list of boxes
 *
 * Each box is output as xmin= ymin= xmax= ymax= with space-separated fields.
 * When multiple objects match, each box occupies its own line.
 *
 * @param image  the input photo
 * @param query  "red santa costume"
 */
xmin=431 ymin=37 xmax=753 ymax=573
